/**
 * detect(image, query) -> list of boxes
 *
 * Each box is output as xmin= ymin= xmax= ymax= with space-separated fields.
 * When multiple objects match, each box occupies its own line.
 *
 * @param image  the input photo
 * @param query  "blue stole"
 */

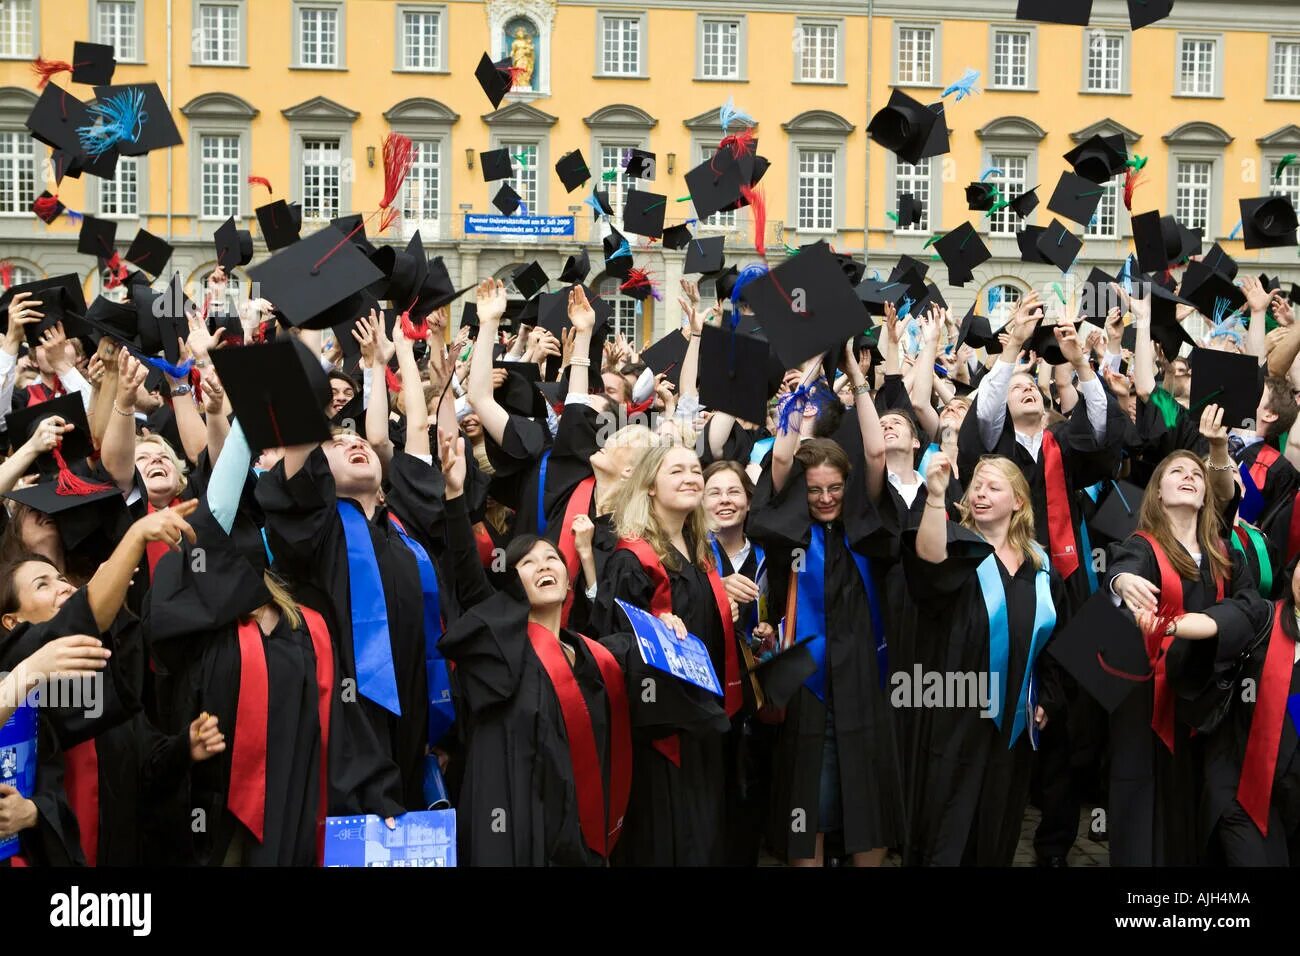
xmin=1078 ymin=483 xmax=1105 ymax=596
xmin=709 ymin=534 xmax=766 ymax=635
xmin=794 ymin=525 xmax=886 ymax=701
xmin=388 ymin=516 xmax=455 ymax=747
xmin=536 ymin=449 xmax=552 ymax=536
xmin=337 ymin=501 xmax=402 ymax=715
xmin=1240 ymin=461 xmax=1267 ymax=525
xmin=975 ymin=542 xmax=1055 ymax=748
xmin=918 ymin=442 xmax=941 ymax=482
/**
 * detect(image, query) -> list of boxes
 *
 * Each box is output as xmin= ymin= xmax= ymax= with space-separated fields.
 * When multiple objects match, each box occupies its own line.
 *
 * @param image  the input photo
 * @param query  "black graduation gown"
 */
xmin=589 ymin=538 xmax=732 ymax=866
xmin=1103 ymin=535 xmax=1271 ymax=865
xmin=898 ymin=524 xmax=1069 ymax=866
xmin=748 ymin=457 xmax=905 ymax=861
xmin=1125 ymin=392 xmax=1207 ymax=490
xmin=699 ymin=420 xmax=762 ymax=469
xmin=1238 ymin=440 xmax=1299 ymax=528
xmin=486 ymin=412 xmax=551 ymax=522
xmin=147 ymin=500 xmax=405 ymax=865
xmin=256 ymin=447 xmax=429 ymax=810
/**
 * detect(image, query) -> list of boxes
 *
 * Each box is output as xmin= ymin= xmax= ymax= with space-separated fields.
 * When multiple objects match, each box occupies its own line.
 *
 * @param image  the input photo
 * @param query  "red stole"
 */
xmin=1237 ymin=602 xmax=1294 ymax=835
xmin=1040 ymin=431 xmax=1079 ymax=579
xmin=472 ymin=521 xmax=496 ymax=569
xmin=144 ymin=497 xmax=182 ymax=581
xmin=1250 ymin=444 xmax=1281 ymax=494
xmin=557 ymin=476 xmax=596 ymax=625
xmin=26 ymin=380 xmax=63 ymax=407
xmin=62 ymin=739 xmax=99 ymax=866
xmin=1134 ymin=531 xmax=1225 ymax=753
xmin=524 ymin=623 xmax=632 ymax=857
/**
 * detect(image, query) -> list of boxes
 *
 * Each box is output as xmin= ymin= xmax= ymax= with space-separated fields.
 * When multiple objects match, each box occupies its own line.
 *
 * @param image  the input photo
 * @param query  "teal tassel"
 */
xmin=941 ymin=68 xmax=981 ymax=101
xmin=78 ymin=87 xmax=148 ymax=158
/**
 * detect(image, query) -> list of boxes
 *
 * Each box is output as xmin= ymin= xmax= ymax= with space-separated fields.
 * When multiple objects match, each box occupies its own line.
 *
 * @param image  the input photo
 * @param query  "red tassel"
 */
xmin=503 ymin=65 xmax=528 ymax=90
xmin=1124 ymin=168 xmax=1145 ymax=212
xmin=377 ymin=134 xmax=413 ymax=233
xmin=31 ymin=57 xmax=72 ymax=90
xmin=33 ymin=194 xmax=62 ymax=223
xmin=399 ymin=311 xmax=427 ymax=341
xmin=740 ymin=184 xmax=767 ymax=258
xmin=619 ymin=269 xmax=661 ymax=300
xmin=102 ymin=252 xmax=128 ymax=290
xmin=384 ymin=366 xmax=403 ymax=393
xmin=0 ymin=262 xmax=11 ymax=292
xmin=51 ymin=447 xmax=114 ymax=497
xmin=247 ymin=176 xmax=273 ymax=194
xmin=717 ymin=128 xmax=757 ymax=160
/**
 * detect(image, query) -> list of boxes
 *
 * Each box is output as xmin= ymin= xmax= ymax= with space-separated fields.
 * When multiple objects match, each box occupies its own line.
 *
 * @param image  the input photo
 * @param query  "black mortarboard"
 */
xmin=956 ymin=306 xmax=1004 ymax=354
xmin=480 ymin=148 xmax=513 ymax=182
xmin=70 ymin=41 xmax=116 ymax=85
xmin=684 ymin=151 xmax=747 ymax=221
xmin=50 ymin=144 xmax=119 ymax=181
xmin=31 ymin=191 xmax=65 ymax=224
xmin=1028 ymin=318 xmax=1082 ymax=366
xmin=914 ymin=282 xmax=948 ymax=317
xmin=1260 ymin=273 xmax=1282 ymax=295
xmin=5 ymin=392 xmax=99 ymax=468
xmin=330 ymin=215 xmax=378 ymax=257
xmin=699 ymin=326 xmax=772 ymax=423
xmin=559 ymin=248 xmax=591 ymax=284
xmin=625 ymin=149 xmax=656 ymax=181
xmin=640 ymin=328 xmax=690 ymax=390
xmin=1239 ymin=195 xmax=1298 ymax=250
xmin=1189 ymin=347 xmax=1261 ymax=429
xmin=831 ymin=252 xmax=867 ymax=287
xmin=136 ymin=272 xmax=191 ymax=364
xmin=738 ymin=241 xmax=868 ymax=368
xmin=511 ymin=261 xmax=549 ymax=300
xmin=889 ymin=255 xmax=930 ymax=283
xmin=1146 ymin=274 xmax=1199 ymax=361
xmin=867 ymin=89 xmax=946 ymax=166
xmin=684 ymin=235 xmax=725 ymax=275
xmin=1047 ymin=171 xmax=1107 ymax=227
xmin=211 ymin=215 xmax=252 ymax=269
xmin=933 ymin=222 xmax=991 ymax=287
xmin=414 ymin=255 xmax=474 ymax=315
xmin=77 ymin=214 xmax=116 ymax=259
xmin=713 ymin=264 xmax=740 ymax=301
xmin=26 ymin=83 xmax=93 ymax=154
xmin=589 ymin=188 xmax=614 ymax=219
xmin=748 ymin=640 xmax=818 ymax=710
xmin=1017 ymin=0 xmax=1093 ymax=24
xmin=1037 ymin=218 xmax=1084 ymax=272
xmin=1131 ymin=210 xmax=1179 ymax=273
xmin=256 ymin=200 xmax=302 ymax=251
xmin=622 ymin=188 xmax=667 ymax=239
xmin=1128 ymin=0 xmax=1173 ymax=29
xmin=660 ymin=224 xmax=692 ymax=250
xmin=555 ymin=149 xmax=590 ymax=193
xmin=1079 ymin=267 xmax=1123 ymax=323
xmin=1201 ymin=242 xmax=1239 ymax=281
xmin=0 ymin=273 xmax=86 ymax=345
xmin=603 ymin=227 xmax=633 ymax=279
xmin=475 ymin=53 xmax=513 ymax=109
xmin=492 ymin=182 xmax=523 ymax=216
xmin=1063 ymin=134 xmax=1128 ymax=185
xmin=1180 ymin=260 xmax=1247 ymax=320
xmin=90 ymin=83 xmax=183 ymax=155
xmin=244 ymin=225 xmax=385 ymax=331
xmin=1017 ymin=226 xmax=1052 ymax=264
xmin=124 ymin=228 xmax=172 ymax=278
xmin=1089 ymin=480 xmax=1146 ymax=546
xmin=966 ymin=181 xmax=999 ymax=212
xmin=211 ymin=340 xmax=333 ymax=450
xmin=1008 ymin=186 xmax=1040 ymax=219
xmin=536 ymin=286 xmax=610 ymax=377
xmin=898 ymin=192 xmax=924 ymax=227
xmin=1045 ymin=592 xmax=1150 ymax=713
xmin=492 ymin=360 xmax=547 ymax=418
xmin=83 ymin=294 xmax=139 ymax=343
xmin=2 ymin=479 xmax=125 ymax=549
xmin=1290 ymin=284 xmax=1300 ymax=306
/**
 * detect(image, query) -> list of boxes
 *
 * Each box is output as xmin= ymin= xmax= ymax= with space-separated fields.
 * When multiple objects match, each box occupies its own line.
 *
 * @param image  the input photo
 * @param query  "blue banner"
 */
xmin=616 ymin=598 xmax=723 ymax=697
xmin=0 ymin=704 xmax=37 ymax=861
xmin=464 ymin=214 xmax=575 ymax=237
xmin=324 ymin=811 xmax=457 ymax=867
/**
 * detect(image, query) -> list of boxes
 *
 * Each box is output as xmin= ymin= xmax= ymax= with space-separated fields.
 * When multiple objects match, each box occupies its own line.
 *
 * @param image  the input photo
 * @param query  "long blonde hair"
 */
xmin=243 ymin=570 xmax=303 ymax=631
xmin=1136 ymin=450 xmax=1231 ymax=584
xmin=595 ymin=423 xmax=657 ymax=513
xmin=611 ymin=441 xmax=714 ymax=572
xmin=958 ymin=455 xmax=1044 ymax=571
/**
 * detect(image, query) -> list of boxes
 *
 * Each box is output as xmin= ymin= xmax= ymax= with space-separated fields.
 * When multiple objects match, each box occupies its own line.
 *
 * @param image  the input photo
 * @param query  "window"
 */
xmin=1084 ymin=173 xmax=1122 ymax=240
xmin=200 ymin=134 xmax=240 ymax=219
xmin=1178 ymin=38 xmax=1216 ymax=95
xmin=987 ymin=155 xmax=1027 ymax=237
xmin=402 ymin=8 xmax=441 ymax=70
xmin=1273 ymin=40 xmax=1300 ymax=98
xmin=992 ymin=29 xmax=1030 ymax=89
xmin=599 ymin=144 xmax=640 ymax=220
xmin=200 ymin=269 xmax=243 ymax=312
xmin=796 ymin=149 xmax=835 ymax=232
xmin=1086 ymin=32 xmax=1124 ymax=93
xmin=798 ymin=22 xmax=838 ymax=83
xmin=894 ymin=158 xmax=930 ymax=234
xmin=600 ymin=277 xmax=638 ymax=341
xmin=601 ymin=16 xmax=640 ymax=75
xmin=0 ymin=130 xmax=34 ymax=214
xmin=503 ymin=142 xmax=537 ymax=212
xmin=987 ymin=284 xmax=1022 ymax=330
xmin=0 ymin=1 xmax=34 ymax=58
xmin=97 ymin=1 xmax=139 ymax=61
xmin=700 ymin=19 xmax=740 ymax=80
xmin=400 ymin=139 xmax=440 ymax=236
xmin=1271 ymin=157 xmax=1300 ymax=211
xmin=1174 ymin=159 xmax=1212 ymax=232
xmin=299 ymin=5 xmax=340 ymax=67
xmin=696 ymin=146 xmax=736 ymax=229
xmin=198 ymin=3 xmax=240 ymax=64
xmin=99 ymin=155 xmax=138 ymax=216
xmin=897 ymin=26 xmax=934 ymax=86
xmin=301 ymin=138 xmax=341 ymax=219
xmin=6 ymin=264 xmax=36 ymax=286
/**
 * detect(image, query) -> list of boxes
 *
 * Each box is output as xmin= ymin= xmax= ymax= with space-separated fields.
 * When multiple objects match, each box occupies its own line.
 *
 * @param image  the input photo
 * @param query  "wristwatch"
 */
xmin=170 ymin=384 xmax=192 ymax=397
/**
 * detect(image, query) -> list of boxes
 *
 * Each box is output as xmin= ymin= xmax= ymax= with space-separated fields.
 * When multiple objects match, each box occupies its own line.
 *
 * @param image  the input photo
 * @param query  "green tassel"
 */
xmin=601 ymin=169 xmax=619 ymax=182
xmin=922 ymin=234 xmax=944 ymax=248
xmin=1052 ymin=282 xmax=1067 ymax=304
xmin=1275 ymin=154 xmax=1298 ymax=182
xmin=1126 ymin=155 xmax=1148 ymax=171
xmin=987 ymin=199 xmax=1010 ymax=216
xmin=886 ymin=211 xmax=899 ymax=224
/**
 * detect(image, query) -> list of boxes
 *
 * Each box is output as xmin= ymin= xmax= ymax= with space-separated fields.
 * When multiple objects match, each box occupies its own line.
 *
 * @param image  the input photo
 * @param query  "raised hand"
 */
xmin=475 ymin=278 xmax=508 ymax=324
xmin=925 ymin=451 xmax=953 ymax=498
xmin=567 ymin=285 xmax=596 ymax=334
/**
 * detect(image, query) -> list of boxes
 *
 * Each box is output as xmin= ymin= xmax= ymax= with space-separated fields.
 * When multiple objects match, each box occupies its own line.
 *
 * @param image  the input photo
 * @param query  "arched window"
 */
xmin=198 ymin=268 xmax=244 ymax=313
xmin=597 ymin=275 xmax=640 ymax=343
xmin=2 ymin=262 xmax=38 ymax=288
xmin=985 ymin=281 xmax=1024 ymax=330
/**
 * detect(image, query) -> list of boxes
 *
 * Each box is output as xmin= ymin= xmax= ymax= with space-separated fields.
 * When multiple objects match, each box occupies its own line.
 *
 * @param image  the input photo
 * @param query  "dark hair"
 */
xmin=0 ymin=551 xmax=60 ymax=634
xmin=327 ymin=369 xmax=358 ymax=394
xmin=503 ymin=534 xmax=565 ymax=602
xmin=703 ymin=460 xmax=754 ymax=500
xmin=795 ymin=437 xmax=852 ymax=480
xmin=1264 ymin=376 xmax=1299 ymax=437
xmin=812 ymin=396 xmax=845 ymax=438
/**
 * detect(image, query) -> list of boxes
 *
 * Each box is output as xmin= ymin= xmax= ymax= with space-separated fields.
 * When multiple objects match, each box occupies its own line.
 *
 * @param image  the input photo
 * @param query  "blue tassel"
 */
xmin=584 ymin=188 xmax=608 ymax=219
xmin=730 ymin=263 xmax=769 ymax=313
xmin=65 ymin=209 xmax=84 ymax=224
xmin=719 ymin=96 xmax=754 ymax=134
xmin=77 ymin=87 xmax=148 ymax=158
xmin=775 ymin=381 xmax=834 ymax=435
xmin=898 ymin=295 xmax=916 ymax=320
xmin=517 ymin=202 xmax=528 ymax=217
xmin=979 ymin=166 xmax=1003 ymax=182
xmin=608 ymin=239 xmax=631 ymax=260
xmin=987 ymin=287 xmax=1003 ymax=312
xmin=134 ymin=351 xmax=194 ymax=380
xmin=941 ymin=68 xmax=981 ymax=101
xmin=1228 ymin=219 xmax=1243 ymax=241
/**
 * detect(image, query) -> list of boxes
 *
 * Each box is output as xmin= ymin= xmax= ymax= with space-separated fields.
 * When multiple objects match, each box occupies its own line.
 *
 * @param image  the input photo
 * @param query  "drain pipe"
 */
xmin=863 ymin=0 xmax=874 ymax=270
xmin=165 ymin=0 xmax=173 ymax=244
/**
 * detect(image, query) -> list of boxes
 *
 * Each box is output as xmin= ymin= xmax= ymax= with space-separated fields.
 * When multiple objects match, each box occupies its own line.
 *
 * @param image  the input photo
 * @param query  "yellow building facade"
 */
xmin=0 ymin=0 xmax=1295 ymax=341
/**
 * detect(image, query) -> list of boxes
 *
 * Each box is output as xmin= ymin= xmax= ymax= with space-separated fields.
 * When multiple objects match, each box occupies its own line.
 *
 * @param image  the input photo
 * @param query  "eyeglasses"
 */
xmin=807 ymin=485 xmax=845 ymax=498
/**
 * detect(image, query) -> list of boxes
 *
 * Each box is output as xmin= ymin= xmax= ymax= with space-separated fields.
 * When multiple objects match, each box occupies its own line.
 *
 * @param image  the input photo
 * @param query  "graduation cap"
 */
xmin=68 ymin=41 xmax=117 ymax=85
xmin=77 ymin=214 xmax=116 ymax=259
xmin=475 ymin=53 xmax=515 ymax=109
xmin=555 ymin=149 xmax=590 ymax=193
xmin=1036 ymin=218 xmax=1084 ymax=273
xmin=640 ymin=328 xmax=690 ymax=390
xmin=738 ymin=241 xmax=868 ymax=368
xmin=661 ymin=223 xmax=693 ymax=251
xmin=603 ymin=227 xmax=633 ymax=280
xmin=889 ymin=254 xmax=930 ymax=283
xmin=0 ymin=274 xmax=86 ymax=346
xmin=479 ymin=148 xmax=513 ymax=182
xmin=134 ymin=272 xmax=192 ymax=366
xmin=511 ymin=261 xmax=548 ymax=300
xmin=684 ymin=152 xmax=747 ymax=222
xmin=83 ymin=294 xmax=139 ymax=343
xmin=748 ymin=639 xmax=818 ymax=710
xmin=1089 ymin=480 xmax=1146 ymax=546
xmin=966 ymin=181 xmax=999 ymax=212
xmin=699 ymin=326 xmax=772 ymax=423
xmin=1128 ymin=0 xmax=1174 ymax=29
xmin=244 ymin=225 xmax=385 ymax=331
xmin=622 ymin=188 xmax=667 ymax=239
xmin=933 ymin=222 xmax=991 ymax=287
xmin=1016 ymin=0 xmax=1092 ymax=24
xmin=1047 ymin=171 xmax=1108 ymax=227
xmin=371 ymin=231 xmax=429 ymax=308
xmin=831 ymin=252 xmax=867 ymax=287
xmin=867 ymin=89 xmax=948 ymax=166
xmin=1189 ymin=346 xmax=1261 ymax=429
xmin=536 ymin=285 xmax=611 ymax=378
xmin=414 ymin=255 xmax=475 ymax=315
xmin=1028 ymin=318 xmax=1083 ymax=366
xmin=1064 ymin=134 xmax=1128 ymax=185
xmin=1131 ymin=211 xmax=1199 ymax=273
xmin=26 ymin=83 xmax=94 ymax=154
xmin=1079 ymin=267 xmax=1124 ymax=323
xmin=30 ymin=190 xmax=66 ymax=224
xmin=210 ymin=339 xmax=333 ymax=450
xmin=624 ymin=149 xmax=656 ymax=181
xmin=1008 ymin=186 xmax=1040 ymax=219
xmin=492 ymin=182 xmax=523 ymax=216
xmin=1179 ymin=260 xmax=1247 ymax=320
xmin=1238 ymin=195 xmax=1298 ymax=250
xmin=589 ymin=188 xmax=614 ymax=219
xmin=50 ymin=143 xmax=119 ymax=181
xmin=1290 ymin=283 xmax=1300 ymax=306
xmin=1045 ymin=592 xmax=1150 ymax=713
xmin=5 ymin=392 xmax=101 ymax=472
xmin=492 ymin=360 xmax=548 ymax=419
xmin=559 ymin=248 xmax=591 ymax=284
xmin=897 ymin=192 xmax=924 ymax=227
xmin=214 ymin=218 xmax=256 ymax=273
xmin=87 ymin=83 xmax=183 ymax=156
xmin=121 ymin=228 xmax=172 ymax=279
xmin=713 ymin=264 xmax=740 ymax=301
xmin=256 ymin=199 xmax=302 ymax=251
xmin=330 ymin=215 xmax=379 ymax=258
xmin=683 ymin=235 xmax=725 ymax=275
xmin=956 ymin=305 xmax=1004 ymax=354
xmin=1201 ymin=242 xmax=1239 ymax=281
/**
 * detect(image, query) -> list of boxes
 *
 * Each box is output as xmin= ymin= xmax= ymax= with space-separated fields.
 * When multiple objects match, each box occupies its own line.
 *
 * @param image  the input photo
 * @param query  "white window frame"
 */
xmin=893 ymin=22 xmax=939 ymax=88
xmin=0 ymin=129 xmax=35 ymax=216
xmin=1083 ymin=172 xmax=1124 ymax=241
xmin=1175 ymin=34 xmax=1223 ymax=98
xmin=1173 ymin=158 xmax=1213 ymax=235
xmin=93 ymin=0 xmax=142 ymax=64
xmin=96 ymin=154 xmax=140 ymax=218
xmin=397 ymin=137 xmax=442 ymax=240
xmin=891 ymin=157 xmax=933 ymax=235
xmin=597 ymin=143 xmax=640 ymax=221
xmin=396 ymin=4 xmax=447 ymax=73
xmin=795 ymin=148 xmax=836 ymax=234
xmin=697 ymin=16 xmax=745 ymax=82
xmin=299 ymin=137 xmax=342 ymax=221
xmin=1269 ymin=154 xmax=1300 ymax=211
xmin=199 ymin=133 xmax=241 ymax=220
xmin=986 ymin=154 xmax=1028 ymax=238
xmin=596 ymin=11 xmax=646 ymax=79
xmin=293 ymin=1 xmax=345 ymax=70
xmin=1269 ymin=37 xmax=1300 ymax=100
xmin=795 ymin=18 xmax=842 ymax=85
xmin=989 ymin=26 xmax=1035 ymax=91
xmin=599 ymin=275 xmax=641 ymax=343
xmin=500 ymin=141 xmax=539 ymax=214
xmin=193 ymin=1 xmax=244 ymax=67
xmin=696 ymin=144 xmax=736 ymax=231
xmin=0 ymin=1 xmax=37 ymax=60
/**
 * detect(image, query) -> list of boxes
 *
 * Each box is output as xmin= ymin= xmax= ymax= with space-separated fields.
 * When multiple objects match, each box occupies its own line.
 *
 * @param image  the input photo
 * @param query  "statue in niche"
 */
xmin=506 ymin=19 xmax=537 ymax=90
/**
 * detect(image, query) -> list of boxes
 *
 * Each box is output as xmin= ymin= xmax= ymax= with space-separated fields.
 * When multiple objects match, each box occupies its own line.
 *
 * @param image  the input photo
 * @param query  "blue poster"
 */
xmin=0 ymin=704 xmax=37 ymax=861
xmin=615 ymin=598 xmax=723 ymax=697
xmin=464 ymin=214 xmax=575 ymax=238
xmin=324 ymin=810 xmax=457 ymax=867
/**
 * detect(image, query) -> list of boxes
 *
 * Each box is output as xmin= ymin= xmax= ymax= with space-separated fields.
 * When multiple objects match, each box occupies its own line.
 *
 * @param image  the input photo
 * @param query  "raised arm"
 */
xmin=1242 ymin=276 xmax=1271 ymax=366
xmin=907 ymin=307 xmax=943 ymax=438
xmin=100 ymin=350 xmax=147 ymax=495
xmin=395 ymin=318 xmax=429 ymax=459
xmin=466 ymin=278 xmax=512 ymax=445
xmin=915 ymin=453 xmax=954 ymax=563
xmin=0 ymin=414 xmax=72 ymax=494
xmin=974 ymin=293 xmax=1040 ymax=449
xmin=1198 ymin=403 xmax=1236 ymax=504
xmin=87 ymin=499 xmax=199 ymax=631
xmin=566 ymin=285 xmax=597 ymax=399
xmin=845 ymin=338 xmax=886 ymax=502
xmin=675 ymin=279 xmax=702 ymax=402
